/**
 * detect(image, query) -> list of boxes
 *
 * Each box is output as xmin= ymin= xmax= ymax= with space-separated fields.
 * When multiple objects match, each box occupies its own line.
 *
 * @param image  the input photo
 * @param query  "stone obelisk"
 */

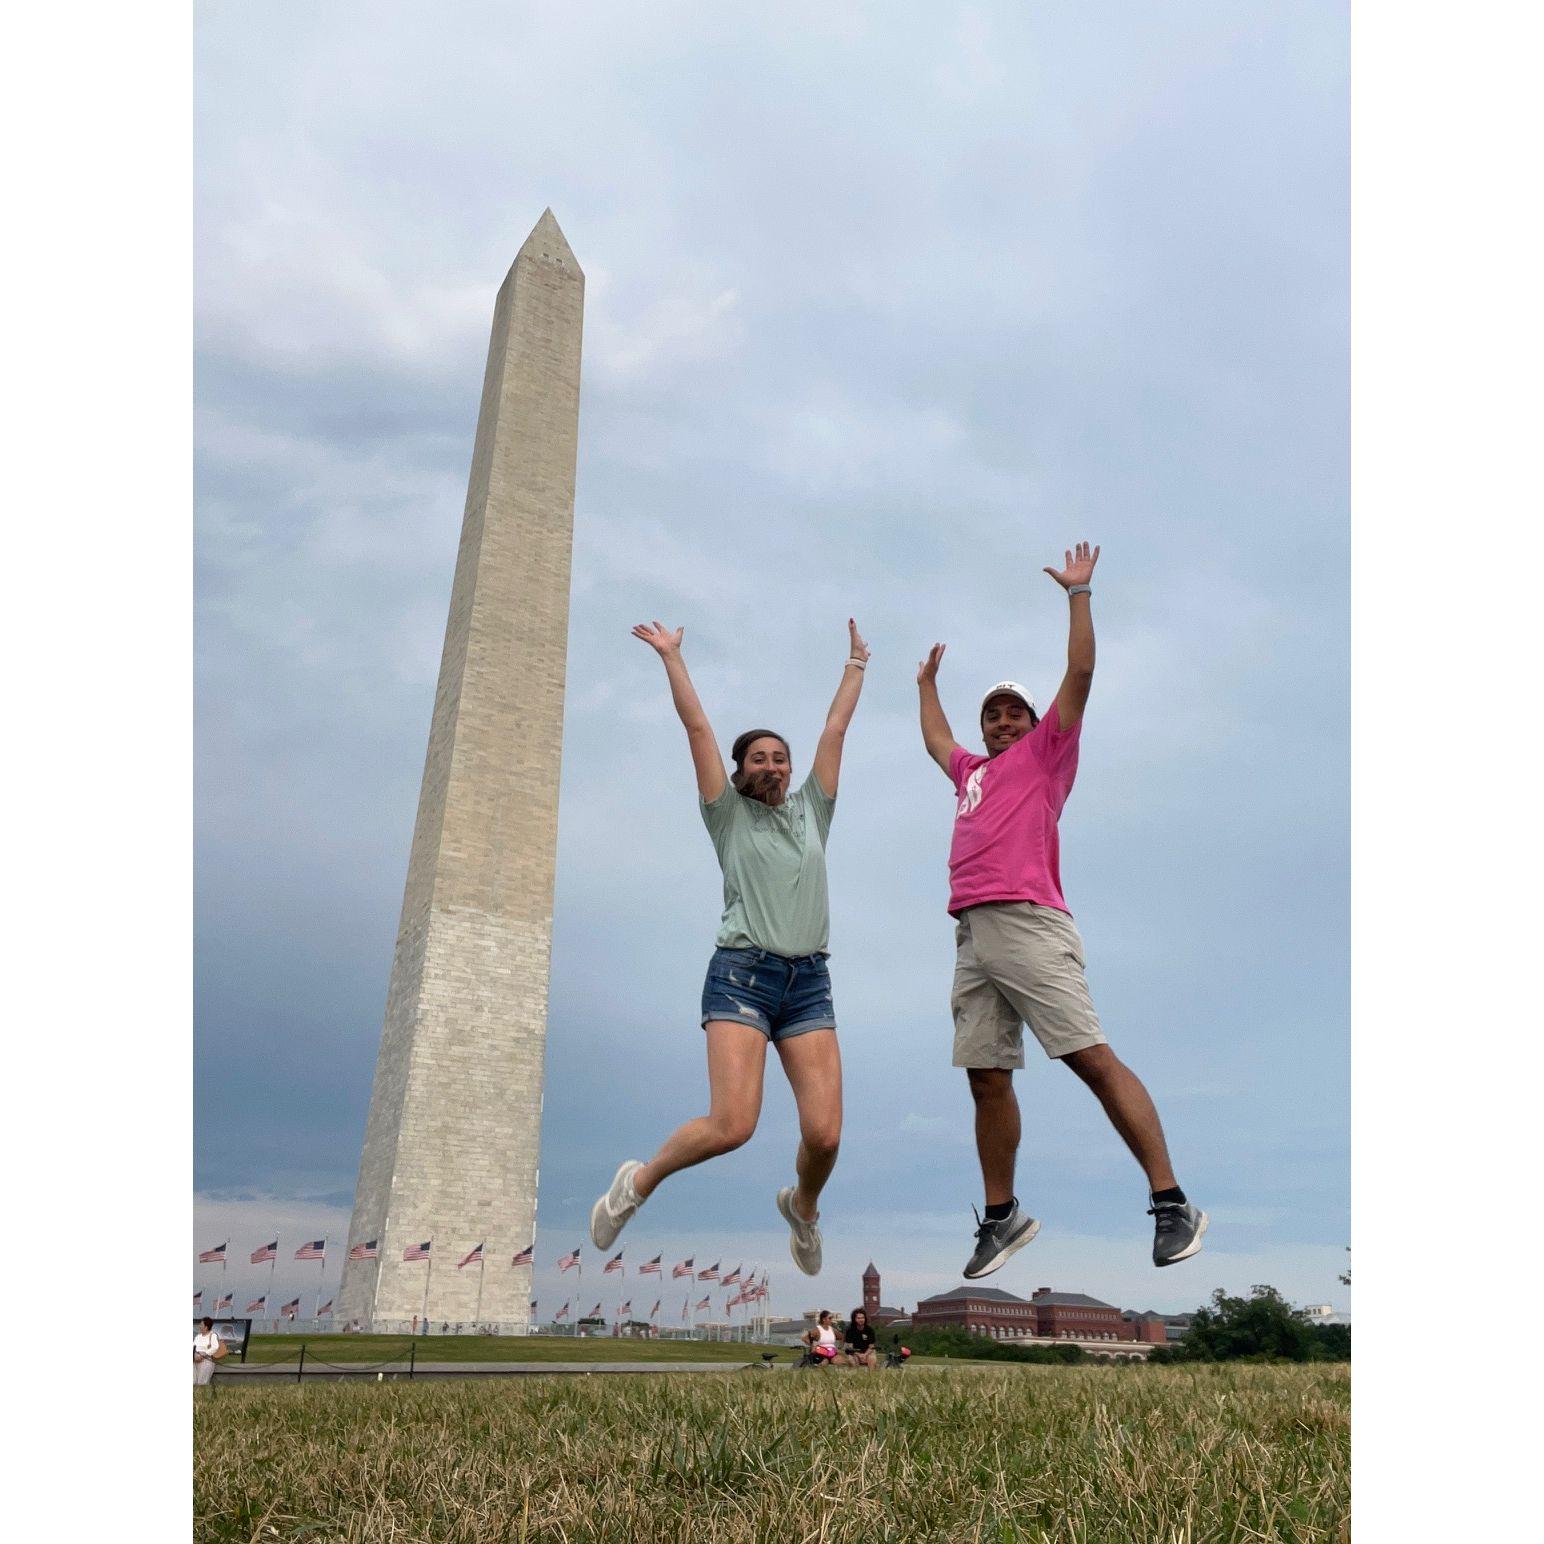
xmin=337 ymin=210 xmax=582 ymax=1332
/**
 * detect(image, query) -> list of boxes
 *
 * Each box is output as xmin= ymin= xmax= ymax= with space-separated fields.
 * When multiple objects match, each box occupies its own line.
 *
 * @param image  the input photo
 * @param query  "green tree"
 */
xmin=1172 ymin=1285 xmax=1324 ymax=1362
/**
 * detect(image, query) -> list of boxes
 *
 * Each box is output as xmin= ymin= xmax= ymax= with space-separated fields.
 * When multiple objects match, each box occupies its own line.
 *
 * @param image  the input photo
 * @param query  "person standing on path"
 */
xmin=589 ymin=618 xmax=870 ymax=1277
xmin=916 ymin=541 xmax=1206 ymax=1278
xmin=193 ymin=1317 xmax=224 ymax=1389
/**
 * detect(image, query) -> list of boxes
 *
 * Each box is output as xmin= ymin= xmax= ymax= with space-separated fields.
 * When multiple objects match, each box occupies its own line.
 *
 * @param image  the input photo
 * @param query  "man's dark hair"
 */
xmin=730 ymin=729 xmax=790 ymax=791
xmin=200 ymin=1317 xmax=214 ymax=1331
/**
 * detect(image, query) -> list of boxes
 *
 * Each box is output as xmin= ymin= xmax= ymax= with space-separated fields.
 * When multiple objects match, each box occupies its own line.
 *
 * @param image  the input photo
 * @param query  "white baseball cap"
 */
xmin=979 ymin=680 xmax=1037 ymax=716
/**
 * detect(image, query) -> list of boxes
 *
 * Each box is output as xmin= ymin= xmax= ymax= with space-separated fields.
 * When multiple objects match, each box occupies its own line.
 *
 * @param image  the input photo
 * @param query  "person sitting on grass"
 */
xmin=802 ymin=1310 xmax=840 ymax=1365
xmin=841 ymin=1306 xmax=878 ymax=1368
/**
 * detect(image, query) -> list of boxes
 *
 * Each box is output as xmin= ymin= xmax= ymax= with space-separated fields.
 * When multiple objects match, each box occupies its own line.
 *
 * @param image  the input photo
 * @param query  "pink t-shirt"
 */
xmin=947 ymin=700 xmax=1082 ymax=916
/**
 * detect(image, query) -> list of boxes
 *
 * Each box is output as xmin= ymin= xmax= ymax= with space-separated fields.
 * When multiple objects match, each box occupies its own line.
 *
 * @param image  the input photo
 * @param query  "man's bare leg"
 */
xmin=1061 ymin=1043 xmax=1178 ymax=1192
xmin=966 ymin=1067 xmax=1020 ymax=1206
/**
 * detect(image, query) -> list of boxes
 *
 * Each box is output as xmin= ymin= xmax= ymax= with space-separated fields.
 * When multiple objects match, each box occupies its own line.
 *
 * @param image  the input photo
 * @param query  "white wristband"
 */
xmin=1067 ymin=584 xmax=1092 ymax=598
xmin=846 ymin=658 xmax=867 ymax=670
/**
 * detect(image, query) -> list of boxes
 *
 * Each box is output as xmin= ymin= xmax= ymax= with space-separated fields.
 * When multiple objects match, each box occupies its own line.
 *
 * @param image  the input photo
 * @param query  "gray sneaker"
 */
xmin=1149 ymin=1198 xmax=1207 ymax=1266
xmin=963 ymin=1202 xmax=1041 ymax=1279
xmin=776 ymin=1186 xmax=823 ymax=1276
xmin=589 ymin=1160 xmax=645 ymax=1251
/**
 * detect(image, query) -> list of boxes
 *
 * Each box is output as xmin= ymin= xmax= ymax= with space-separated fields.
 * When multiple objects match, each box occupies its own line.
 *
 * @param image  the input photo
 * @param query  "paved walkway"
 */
xmin=219 ymin=1358 xmax=790 ymax=1382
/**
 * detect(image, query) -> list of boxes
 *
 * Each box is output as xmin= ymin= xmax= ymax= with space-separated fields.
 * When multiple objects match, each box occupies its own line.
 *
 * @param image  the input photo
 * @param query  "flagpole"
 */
xmin=316 ymin=1239 xmax=327 ymax=1321
xmin=474 ymin=1250 xmax=486 ymax=1329
xmin=422 ymin=1241 xmax=434 ymax=1331
xmin=269 ymin=1236 xmax=278 ymax=1331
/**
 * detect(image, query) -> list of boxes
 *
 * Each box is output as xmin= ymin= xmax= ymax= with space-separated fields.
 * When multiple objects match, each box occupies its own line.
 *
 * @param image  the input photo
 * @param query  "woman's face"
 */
xmin=818 ymin=1312 xmax=831 ymax=1325
xmin=853 ymin=1311 xmax=867 ymax=1327
xmin=739 ymin=737 xmax=791 ymax=805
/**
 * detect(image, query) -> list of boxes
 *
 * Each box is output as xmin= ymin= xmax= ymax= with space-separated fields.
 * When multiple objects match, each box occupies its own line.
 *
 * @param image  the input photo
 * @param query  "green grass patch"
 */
xmin=195 ymin=1361 xmax=1349 ymax=1542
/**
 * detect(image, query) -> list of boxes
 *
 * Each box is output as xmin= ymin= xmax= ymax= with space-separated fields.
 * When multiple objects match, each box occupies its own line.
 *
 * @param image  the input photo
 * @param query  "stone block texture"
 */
xmin=337 ymin=211 xmax=583 ymax=1332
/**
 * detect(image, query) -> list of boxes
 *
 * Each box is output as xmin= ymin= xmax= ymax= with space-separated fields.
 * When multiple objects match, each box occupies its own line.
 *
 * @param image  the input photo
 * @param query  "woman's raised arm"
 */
xmin=812 ymin=618 xmax=869 ymax=798
xmin=632 ymin=622 xmax=727 ymax=802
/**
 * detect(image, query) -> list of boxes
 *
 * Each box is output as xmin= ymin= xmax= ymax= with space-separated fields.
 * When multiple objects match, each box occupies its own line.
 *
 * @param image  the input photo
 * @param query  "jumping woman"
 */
xmin=588 ymin=619 xmax=870 ymax=1276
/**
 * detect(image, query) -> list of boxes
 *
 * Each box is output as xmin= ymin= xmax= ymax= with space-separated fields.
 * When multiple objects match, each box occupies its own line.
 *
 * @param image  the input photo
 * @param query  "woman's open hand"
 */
xmin=632 ymin=621 xmax=684 ymax=658
xmin=847 ymin=618 xmax=870 ymax=665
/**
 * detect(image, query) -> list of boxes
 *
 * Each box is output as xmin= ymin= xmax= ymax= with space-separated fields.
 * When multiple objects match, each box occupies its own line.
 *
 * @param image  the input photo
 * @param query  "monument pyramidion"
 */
xmin=337 ymin=211 xmax=583 ymax=1333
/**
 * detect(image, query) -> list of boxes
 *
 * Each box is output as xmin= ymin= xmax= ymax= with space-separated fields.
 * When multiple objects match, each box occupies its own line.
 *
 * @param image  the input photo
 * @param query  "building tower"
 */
xmin=863 ymin=1262 xmax=880 ymax=1321
xmin=336 ymin=210 xmax=584 ymax=1332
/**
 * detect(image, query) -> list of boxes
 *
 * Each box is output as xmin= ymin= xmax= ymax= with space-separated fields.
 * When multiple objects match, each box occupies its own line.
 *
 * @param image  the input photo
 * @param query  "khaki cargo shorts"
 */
xmin=951 ymin=901 xmax=1107 ymax=1067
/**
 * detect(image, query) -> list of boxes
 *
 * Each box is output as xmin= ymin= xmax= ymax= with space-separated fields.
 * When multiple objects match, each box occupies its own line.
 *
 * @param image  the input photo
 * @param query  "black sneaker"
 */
xmin=1149 ymin=1199 xmax=1208 ymax=1266
xmin=962 ymin=1202 xmax=1041 ymax=1279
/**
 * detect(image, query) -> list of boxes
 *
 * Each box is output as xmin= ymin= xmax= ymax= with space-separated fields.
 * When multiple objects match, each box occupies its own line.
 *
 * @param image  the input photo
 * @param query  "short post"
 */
xmin=297 ymin=1344 xmax=306 ymax=1384
xmin=409 ymin=1342 xmax=416 ymax=1379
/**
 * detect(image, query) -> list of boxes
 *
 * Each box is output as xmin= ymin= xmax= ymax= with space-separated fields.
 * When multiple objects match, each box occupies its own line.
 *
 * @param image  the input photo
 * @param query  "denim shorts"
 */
xmin=701 ymin=947 xmax=837 ymax=1042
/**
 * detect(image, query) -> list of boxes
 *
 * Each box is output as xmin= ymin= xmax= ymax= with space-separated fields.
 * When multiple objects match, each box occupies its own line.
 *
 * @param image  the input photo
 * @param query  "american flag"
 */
xmin=216 ymin=1293 xmax=233 ymax=1314
xmin=618 ymin=1299 xmax=632 ymax=1317
xmin=602 ymin=1250 xmax=624 ymax=1275
xmin=558 ymin=1247 xmax=581 ymax=1273
xmin=649 ymin=1300 xmax=661 ymax=1319
xmin=295 ymin=1239 xmax=326 ymax=1261
xmin=246 ymin=1295 xmax=267 ymax=1314
xmin=403 ymin=1241 xmax=431 ymax=1261
xmin=697 ymin=1262 xmax=720 ymax=1281
xmin=672 ymin=1257 xmax=695 ymax=1278
xmin=279 ymin=1298 xmax=300 ymax=1319
xmin=721 ymin=1265 xmax=741 ymax=1286
xmin=458 ymin=1243 xmax=484 ymax=1269
xmin=349 ymin=1240 xmax=378 ymax=1261
xmin=251 ymin=1240 xmax=277 ymax=1265
xmin=554 ymin=1301 xmax=569 ymax=1320
xmin=586 ymin=1303 xmax=602 ymax=1319
xmin=695 ymin=1295 xmax=711 ymax=1311
xmin=530 ymin=1300 xmax=538 ymax=1314
xmin=638 ymin=1254 xmax=662 ymax=1276
xmin=193 ymin=1291 xmax=203 ymax=1309
xmin=197 ymin=1242 xmax=226 ymax=1264
xmin=317 ymin=1300 xmax=333 ymax=1317
xmin=512 ymin=1245 xmax=534 ymax=1267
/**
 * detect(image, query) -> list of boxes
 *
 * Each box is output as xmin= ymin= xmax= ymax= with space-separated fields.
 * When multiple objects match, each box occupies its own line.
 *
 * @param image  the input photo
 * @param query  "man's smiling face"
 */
xmin=981 ymin=694 xmax=1034 ymax=757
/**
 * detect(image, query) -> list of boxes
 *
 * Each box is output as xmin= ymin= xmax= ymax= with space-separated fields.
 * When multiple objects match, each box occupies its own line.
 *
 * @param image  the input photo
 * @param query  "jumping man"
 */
xmin=916 ymin=542 xmax=1206 ymax=1277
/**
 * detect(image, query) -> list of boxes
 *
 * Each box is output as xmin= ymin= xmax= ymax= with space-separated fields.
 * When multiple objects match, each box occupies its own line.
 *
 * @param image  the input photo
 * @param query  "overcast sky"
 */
xmin=194 ymin=0 xmax=1347 ymax=1323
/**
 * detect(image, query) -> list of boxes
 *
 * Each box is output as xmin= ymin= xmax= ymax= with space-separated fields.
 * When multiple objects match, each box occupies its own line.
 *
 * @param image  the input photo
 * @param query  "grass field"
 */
xmin=194 ymin=1361 xmax=1349 ymax=1542
xmin=241 ymin=1333 xmax=794 ymax=1365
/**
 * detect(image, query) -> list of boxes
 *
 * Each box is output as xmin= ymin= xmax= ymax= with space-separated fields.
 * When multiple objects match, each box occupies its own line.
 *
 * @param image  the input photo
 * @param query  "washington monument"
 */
xmin=337 ymin=210 xmax=583 ymax=1331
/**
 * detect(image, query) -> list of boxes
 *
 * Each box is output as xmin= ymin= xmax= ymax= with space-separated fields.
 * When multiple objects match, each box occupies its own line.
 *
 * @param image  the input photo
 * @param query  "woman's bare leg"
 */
xmin=632 ymin=1022 xmax=768 ymax=1199
xmin=775 ymin=1028 xmax=843 ymax=1220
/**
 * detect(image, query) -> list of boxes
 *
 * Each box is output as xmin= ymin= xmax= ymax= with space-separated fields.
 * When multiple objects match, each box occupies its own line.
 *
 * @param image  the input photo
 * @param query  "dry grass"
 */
xmin=194 ymin=1362 xmax=1348 ymax=1543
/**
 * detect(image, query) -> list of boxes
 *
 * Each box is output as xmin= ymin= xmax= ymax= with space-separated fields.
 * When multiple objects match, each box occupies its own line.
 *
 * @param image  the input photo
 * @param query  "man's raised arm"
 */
xmin=1042 ymin=541 xmax=1100 ymax=730
xmin=917 ymin=643 xmax=961 ymax=777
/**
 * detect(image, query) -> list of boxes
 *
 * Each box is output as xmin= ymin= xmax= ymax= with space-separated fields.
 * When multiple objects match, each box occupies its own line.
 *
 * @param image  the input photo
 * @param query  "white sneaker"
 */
xmin=776 ymin=1186 xmax=823 ymax=1276
xmin=590 ymin=1160 xmax=645 ymax=1251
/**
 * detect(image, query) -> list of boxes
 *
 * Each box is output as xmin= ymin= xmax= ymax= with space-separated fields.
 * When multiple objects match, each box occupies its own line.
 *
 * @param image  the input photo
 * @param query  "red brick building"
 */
xmin=911 ymin=1283 xmax=1168 ymax=1349
xmin=860 ymin=1263 xmax=906 ymax=1327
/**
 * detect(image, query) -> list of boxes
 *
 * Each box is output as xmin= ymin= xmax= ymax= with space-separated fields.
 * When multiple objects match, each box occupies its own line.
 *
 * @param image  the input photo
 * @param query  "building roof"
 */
xmin=863 ymin=1262 xmax=879 ymax=1278
xmin=917 ymin=1284 xmax=1031 ymax=1306
xmin=1030 ymin=1291 xmax=1117 ymax=1309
